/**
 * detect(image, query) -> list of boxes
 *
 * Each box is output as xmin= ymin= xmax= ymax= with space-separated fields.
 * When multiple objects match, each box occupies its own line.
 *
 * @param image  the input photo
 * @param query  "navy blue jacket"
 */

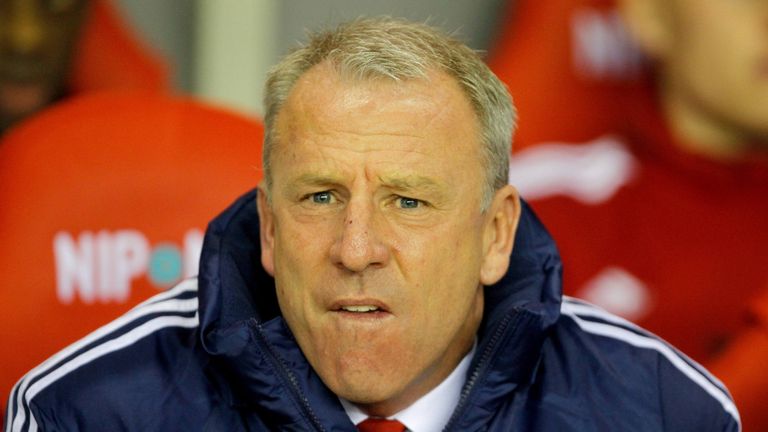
xmin=5 ymin=190 xmax=740 ymax=431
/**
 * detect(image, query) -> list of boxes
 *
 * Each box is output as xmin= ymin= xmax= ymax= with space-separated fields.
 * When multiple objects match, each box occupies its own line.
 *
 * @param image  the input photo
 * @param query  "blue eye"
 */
xmin=312 ymin=192 xmax=333 ymax=204
xmin=397 ymin=197 xmax=421 ymax=209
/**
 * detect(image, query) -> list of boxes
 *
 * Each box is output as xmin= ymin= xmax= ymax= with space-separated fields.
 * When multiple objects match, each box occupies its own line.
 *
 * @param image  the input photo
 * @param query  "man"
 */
xmin=503 ymin=0 xmax=767 ymax=428
xmin=5 ymin=17 xmax=739 ymax=431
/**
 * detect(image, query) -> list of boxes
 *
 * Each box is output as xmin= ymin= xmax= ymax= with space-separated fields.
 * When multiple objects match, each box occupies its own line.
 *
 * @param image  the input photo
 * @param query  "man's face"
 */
xmin=0 ymin=0 xmax=89 ymax=131
xmin=662 ymin=0 xmax=768 ymax=146
xmin=258 ymin=63 xmax=510 ymax=415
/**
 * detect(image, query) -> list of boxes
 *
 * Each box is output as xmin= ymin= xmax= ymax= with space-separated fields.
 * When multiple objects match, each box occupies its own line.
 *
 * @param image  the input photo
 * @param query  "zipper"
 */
xmin=252 ymin=322 xmax=326 ymax=432
xmin=442 ymin=310 xmax=520 ymax=431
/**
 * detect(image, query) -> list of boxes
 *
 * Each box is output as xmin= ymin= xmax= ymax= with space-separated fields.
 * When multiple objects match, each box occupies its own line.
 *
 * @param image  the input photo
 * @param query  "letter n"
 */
xmin=53 ymin=231 xmax=95 ymax=304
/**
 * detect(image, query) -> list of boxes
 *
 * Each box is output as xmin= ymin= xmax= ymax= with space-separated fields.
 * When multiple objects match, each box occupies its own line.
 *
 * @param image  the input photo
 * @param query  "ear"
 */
xmin=617 ymin=0 xmax=674 ymax=60
xmin=256 ymin=184 xmax=276 ymax=277
xmin=480 ymin=185 xmax=521 ymax=286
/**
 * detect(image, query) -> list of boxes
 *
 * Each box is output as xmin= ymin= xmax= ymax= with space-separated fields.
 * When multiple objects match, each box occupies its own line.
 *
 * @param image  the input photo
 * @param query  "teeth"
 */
xmin=341 ymin=305 xmax=379 ymax=313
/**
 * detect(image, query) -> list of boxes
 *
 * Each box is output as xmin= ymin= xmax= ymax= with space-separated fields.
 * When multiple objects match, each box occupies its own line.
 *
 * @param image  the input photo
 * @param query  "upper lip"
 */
xmin=329 ymin=298 xmax=391 ymax=312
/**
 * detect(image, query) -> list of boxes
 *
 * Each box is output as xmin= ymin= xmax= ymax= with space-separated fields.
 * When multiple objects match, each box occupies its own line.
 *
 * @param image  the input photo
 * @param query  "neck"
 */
xmin=660 ymin=80 xmax=766 ymax=161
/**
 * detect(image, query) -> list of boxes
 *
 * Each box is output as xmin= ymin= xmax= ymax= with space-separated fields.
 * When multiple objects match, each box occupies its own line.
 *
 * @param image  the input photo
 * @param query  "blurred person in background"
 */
xmin=0 ymin=0 xmax=168 ymax=420
xmin=0 ymin=0 xmax=89 ymax=132
xmin=502 ymin=0 xmax=768 ymax=428
xmin=489 ymin=0 xmax=644 ymax=148
xmin=0 ymin=0 xmax=167 ymax=134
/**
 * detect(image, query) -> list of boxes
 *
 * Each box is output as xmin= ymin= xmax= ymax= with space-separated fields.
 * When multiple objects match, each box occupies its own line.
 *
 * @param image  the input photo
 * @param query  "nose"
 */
xmin=4 ymin=2 xmax=45 ymax=55
xmin=330 ymin=199 xmax=390 ymax=273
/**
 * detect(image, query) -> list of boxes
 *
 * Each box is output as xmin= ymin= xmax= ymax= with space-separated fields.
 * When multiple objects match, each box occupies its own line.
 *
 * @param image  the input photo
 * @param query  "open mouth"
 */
xmin=338 ymin=305 xmax=381 ymax=313
xmin=331 ymin=300 xmax=391 ymax=318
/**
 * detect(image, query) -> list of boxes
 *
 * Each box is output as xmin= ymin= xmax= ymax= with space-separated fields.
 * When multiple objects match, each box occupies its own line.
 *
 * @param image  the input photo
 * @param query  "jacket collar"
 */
xmin=198 ymin=189 xmax=562 ymax=429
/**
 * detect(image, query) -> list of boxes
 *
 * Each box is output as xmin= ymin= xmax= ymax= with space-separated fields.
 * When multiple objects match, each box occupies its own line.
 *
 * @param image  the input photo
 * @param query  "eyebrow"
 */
xmin=280 ymin=173 xmax=343 ymax=198
xmin=288 ymin=172 xmax=345 ymax=188
xmin=286 ymin=172 xmax=444 ymax=192
xmin=377 ymin=174 xmax=444 ymax=194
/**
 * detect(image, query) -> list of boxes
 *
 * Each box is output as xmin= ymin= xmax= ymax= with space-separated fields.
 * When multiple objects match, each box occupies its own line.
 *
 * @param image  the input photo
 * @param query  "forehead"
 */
xmin=268 ymin=62 xmax=484 ymax=189
xmin=274 ymin=61 xmax=480 ymax=150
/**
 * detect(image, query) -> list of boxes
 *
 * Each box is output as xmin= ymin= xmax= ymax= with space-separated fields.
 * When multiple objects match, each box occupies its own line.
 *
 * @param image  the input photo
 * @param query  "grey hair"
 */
xmin=262 ymin=16 xmax=516 ymax=209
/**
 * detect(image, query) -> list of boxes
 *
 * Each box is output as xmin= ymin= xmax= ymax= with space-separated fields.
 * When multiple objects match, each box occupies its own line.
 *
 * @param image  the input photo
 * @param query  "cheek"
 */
xmin=401 ymin=224 xmax=484 ymax=309
xmin=272 ymin=232 xmax=322 ymax=300
xmin=677 ymin=31 xmax=756 ymax=121
xmin=677 ymin=5 xmax=753 ymax=84
xmin=274 ymin=211 xmax=333 ymax=263
xmin=271 ymin=216 xmax=336 ymax=316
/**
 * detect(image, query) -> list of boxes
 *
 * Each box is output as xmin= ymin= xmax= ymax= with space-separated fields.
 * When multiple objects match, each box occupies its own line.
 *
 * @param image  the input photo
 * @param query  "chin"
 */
xmin=324 ymin=362 xmax=408 ymax=409
xmin=335 ymin=383 xmax=406 ymax=417
xmin=326 ymin=354 xmax=430 ymax=416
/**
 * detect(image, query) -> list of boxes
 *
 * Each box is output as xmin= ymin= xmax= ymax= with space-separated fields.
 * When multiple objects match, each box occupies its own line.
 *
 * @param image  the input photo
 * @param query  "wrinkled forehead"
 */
xmin=274 ymin=61 xmax=481 ymax=145
xmin=269 ymin=62 xmax=485 ymax=180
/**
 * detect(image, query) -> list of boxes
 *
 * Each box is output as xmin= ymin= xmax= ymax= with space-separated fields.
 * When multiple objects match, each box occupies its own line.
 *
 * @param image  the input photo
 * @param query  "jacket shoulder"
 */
xmin=4 ymin=279 xmax=208 ymax=431
xmin=542 ymin=296 xmax=740 ymax=431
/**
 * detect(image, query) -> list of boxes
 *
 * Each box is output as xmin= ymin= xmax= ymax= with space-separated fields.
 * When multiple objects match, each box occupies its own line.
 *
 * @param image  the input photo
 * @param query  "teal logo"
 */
xmin=148 ymin=244 xmax=184 ymax=287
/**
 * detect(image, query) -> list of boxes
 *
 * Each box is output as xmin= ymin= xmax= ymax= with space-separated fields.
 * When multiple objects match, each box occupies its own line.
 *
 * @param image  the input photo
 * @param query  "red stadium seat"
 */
xmin=0 ymin=92 xmax=263 ymax=410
